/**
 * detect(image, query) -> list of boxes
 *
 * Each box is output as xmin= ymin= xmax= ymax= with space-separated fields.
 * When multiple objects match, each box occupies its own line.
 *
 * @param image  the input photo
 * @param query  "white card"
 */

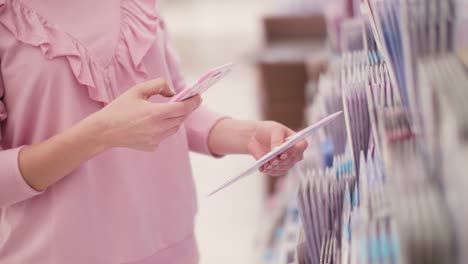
xmin=207 ymin=111 xmax=343 ymax=196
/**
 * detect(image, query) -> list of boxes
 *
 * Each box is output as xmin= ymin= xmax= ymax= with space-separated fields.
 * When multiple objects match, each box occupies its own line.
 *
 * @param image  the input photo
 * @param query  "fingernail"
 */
xmin=272 ymin=160 xmax=280 ymax=166
xmin=267 ymin=165 xmax=273 ymax=170
xmin=280 ymin=154 xmax=288 ymax=160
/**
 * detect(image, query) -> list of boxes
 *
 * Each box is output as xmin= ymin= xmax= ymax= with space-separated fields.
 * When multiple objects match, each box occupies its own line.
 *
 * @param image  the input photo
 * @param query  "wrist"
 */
xmin=209 ymin=119 xmax=260 ymax=155
xmin=242 ymin=120 xmax=260 ymax=154
xmin=73 ymin=114 xmax=111 ymax=156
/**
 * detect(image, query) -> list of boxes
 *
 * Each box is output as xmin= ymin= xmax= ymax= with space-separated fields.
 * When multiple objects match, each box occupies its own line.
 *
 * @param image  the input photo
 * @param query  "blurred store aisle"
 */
xmin=160 ymin=1 xmax=268 ymax=263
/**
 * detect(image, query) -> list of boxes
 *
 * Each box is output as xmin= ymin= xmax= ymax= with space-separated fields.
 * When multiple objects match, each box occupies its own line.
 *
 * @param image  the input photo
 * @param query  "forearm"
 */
xmin=208 ymin=119 xmax=259 ymax=156
xmin=18 ymin=116 xmax=107 ymax=191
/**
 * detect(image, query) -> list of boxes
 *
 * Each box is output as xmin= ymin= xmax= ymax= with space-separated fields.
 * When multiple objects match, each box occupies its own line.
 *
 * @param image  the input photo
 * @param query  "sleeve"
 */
xmin=161 ymin=20 xmax=230 ymax=156
xmin=0 ymin=70 xmax=41 ymax=208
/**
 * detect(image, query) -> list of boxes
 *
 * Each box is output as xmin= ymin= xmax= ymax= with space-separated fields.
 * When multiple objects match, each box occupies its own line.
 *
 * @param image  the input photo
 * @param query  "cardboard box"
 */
xmin=263 ymin=14 xmax=327 ymax=43
xmin=264 ymin=104 xmax=306 ymax=129
xmin=257 ymin=13 xmax=328 ymax=196
xmin=258 ymin=61 xmax=308 ymax=100
xmin=257 ymin=61 xmax=307 ymax=130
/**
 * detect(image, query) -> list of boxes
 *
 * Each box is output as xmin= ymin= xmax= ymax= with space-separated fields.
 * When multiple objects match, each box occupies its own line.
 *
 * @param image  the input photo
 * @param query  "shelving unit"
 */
xmin=255 ymin=0 xmax=468 ymax=263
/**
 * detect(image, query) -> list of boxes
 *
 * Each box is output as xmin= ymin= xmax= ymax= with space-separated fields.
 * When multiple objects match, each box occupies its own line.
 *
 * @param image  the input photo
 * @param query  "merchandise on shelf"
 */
xmin=256 ymin=0 xmax=468 ymax=263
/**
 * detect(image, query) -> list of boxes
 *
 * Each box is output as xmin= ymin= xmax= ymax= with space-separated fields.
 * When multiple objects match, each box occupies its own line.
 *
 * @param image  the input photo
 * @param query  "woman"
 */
xmin=0 ymin=0 xmax=307 ymax=263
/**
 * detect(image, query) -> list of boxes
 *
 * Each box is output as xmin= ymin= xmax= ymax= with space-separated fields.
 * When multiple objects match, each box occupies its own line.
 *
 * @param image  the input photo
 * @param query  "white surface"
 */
xmin=161 ymin=1 xmax=269 ymax=263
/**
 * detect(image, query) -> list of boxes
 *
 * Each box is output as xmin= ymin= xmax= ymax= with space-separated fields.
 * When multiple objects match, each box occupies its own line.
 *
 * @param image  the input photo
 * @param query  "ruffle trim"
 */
xmin=0 ymin=0 xmax=159 ymax=104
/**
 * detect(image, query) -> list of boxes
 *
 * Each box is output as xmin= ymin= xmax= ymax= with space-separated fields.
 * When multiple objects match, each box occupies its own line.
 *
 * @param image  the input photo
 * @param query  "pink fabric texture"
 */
xmin=0 ymin=0 xmax=225 ymax=263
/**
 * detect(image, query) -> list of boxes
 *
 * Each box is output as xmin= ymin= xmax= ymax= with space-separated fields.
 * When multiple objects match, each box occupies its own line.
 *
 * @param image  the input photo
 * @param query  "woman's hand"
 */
xmin=16 ymin=78 xmax=200 ymax=192
xmin=208 ymin=119 xmax=308 ymax=176
xmin=247 ymin=121 xmax=308 ymax=176
xmin=90 ymin=79 xmax=201 ymax=152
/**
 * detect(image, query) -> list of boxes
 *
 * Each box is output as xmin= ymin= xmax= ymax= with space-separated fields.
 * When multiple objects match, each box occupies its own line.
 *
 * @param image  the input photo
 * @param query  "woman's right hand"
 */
xmin=90 ymin=79 xmax=201 ymax=152
xmin=14 ymin=79 xmax=199 ymax=192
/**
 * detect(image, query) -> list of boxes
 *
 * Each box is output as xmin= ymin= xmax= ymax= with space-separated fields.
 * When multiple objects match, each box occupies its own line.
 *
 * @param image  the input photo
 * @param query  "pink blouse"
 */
xmin=0 ymin=0 xmax=226 ymax=263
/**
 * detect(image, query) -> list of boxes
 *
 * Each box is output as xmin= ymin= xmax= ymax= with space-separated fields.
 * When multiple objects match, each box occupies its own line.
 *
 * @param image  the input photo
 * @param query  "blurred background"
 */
xmin=159 ymin=1 xmax=266 ymax=263
xmin=159 ymin=0 xmax=328 ymax=263
xmin=159 ymin=0 xmax=468 ymax=263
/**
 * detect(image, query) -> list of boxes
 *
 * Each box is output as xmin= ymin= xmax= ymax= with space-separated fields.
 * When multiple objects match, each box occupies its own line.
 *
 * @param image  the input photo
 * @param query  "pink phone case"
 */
xmin=170 ymin=63 xmax=234 ymax=102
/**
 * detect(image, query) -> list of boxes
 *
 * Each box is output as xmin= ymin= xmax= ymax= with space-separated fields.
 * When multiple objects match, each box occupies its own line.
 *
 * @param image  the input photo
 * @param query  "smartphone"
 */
xmin=170 ymin=63 xmax=234 ymax=103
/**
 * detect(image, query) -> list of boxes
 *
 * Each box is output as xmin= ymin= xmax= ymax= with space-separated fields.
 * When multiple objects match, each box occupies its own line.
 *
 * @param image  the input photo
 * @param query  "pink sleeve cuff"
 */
xmin=184 ymin=106 xmax=230 ymax=157
xmin=0 ymin=147 xmax=41 ymax=207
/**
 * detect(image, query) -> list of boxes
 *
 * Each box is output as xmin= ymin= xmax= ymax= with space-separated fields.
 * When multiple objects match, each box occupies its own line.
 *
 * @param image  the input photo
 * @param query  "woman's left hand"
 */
xmin=247 ymin=121 xmax=308 ymax=176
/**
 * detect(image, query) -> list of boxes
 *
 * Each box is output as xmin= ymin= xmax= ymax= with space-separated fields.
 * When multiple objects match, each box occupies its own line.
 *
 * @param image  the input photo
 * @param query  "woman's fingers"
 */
xmin=162 ymin=116 xmax=186 ymax=129
xmin=264 ymin=168 xmax=288 ymax=177
xmin=261 ymin=154 xmax=302 ymax=175
xmin=257 ymin=128 xmax=307 ymax=174
xmin=265 ymin=152 xmax=303 ymax=169
xmin=275 ymin=141 xmax=306 ymax=162
xmin=295 ymin=140 xmax=308 ymax=153
xmin=133 ymin=79 xmax=174 ymax=99
xmin=250 ymin=144 xmax=267 ymax=160
xmin=156 ymin=95 xmax=202 ymax=118
xmin=159 ymin=126 xmax=181 ymax=140
xmin=271 ymin=157 xmax=295 ymax=168
xmin=270 ymin=158 xmax=281 ymax=166
xmin=270 ymin=128 xmax=287 ymax=149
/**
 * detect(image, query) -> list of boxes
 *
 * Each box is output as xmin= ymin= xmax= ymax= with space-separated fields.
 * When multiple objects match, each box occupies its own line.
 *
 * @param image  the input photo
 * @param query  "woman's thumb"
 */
xmin=135 ymin=79 xmax=175 ymax=99
xmin=271 ymin=128 xmax=286 ymax=150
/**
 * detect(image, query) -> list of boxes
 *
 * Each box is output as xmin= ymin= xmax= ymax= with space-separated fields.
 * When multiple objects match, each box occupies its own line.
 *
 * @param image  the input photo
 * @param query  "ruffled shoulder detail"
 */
xmin=0 ymin=0 xmax=159 ymax=104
